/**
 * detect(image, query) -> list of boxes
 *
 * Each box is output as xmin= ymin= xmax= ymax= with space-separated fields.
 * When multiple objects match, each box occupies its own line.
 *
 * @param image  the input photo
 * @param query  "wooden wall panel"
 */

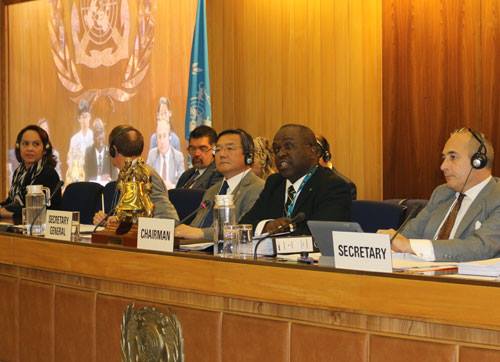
xmin=0 ymin=0 xmax=6 ymax=196
xmin=383 ymin=0 xmax=500 ymax=198
xmin=4 ymin=0 xmax=197 ymax=182
xmin=208 ymin=0 xmax=383 ymax=200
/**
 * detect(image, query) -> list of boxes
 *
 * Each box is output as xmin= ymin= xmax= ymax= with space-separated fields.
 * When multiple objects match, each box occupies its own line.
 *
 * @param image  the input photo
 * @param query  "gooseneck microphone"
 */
xmin=178 ymin=200 xmax=213 ymax=225
xmin=28 ymin=180 xmax=64 ymax=236
xmin=389 ymin=207 xmax=420 ymax=242
xmin=253 ymin=212 xmax=306 ymax=259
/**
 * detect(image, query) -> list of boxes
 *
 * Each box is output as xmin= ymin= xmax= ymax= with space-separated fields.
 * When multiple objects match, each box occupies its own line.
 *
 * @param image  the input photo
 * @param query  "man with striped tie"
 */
xmin=175 ymin=129 xmax=264 ymax=240
xmin=240 ymin=124 xmax=352 ymax=236
xmin=380 ymin=128 xmax=500 ymax=262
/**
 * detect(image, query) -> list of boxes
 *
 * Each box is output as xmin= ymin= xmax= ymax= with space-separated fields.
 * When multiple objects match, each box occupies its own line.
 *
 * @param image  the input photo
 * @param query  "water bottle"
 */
xmin=213 ymin=194 xmax=236 ymax=256
xmin=25 ymin=185 xmax=51 ymax=235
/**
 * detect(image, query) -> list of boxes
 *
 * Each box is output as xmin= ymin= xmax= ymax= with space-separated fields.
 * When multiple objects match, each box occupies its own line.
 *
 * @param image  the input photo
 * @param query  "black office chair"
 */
xmin=384 ymin=198 xmax=428 ymax=220
xmin=103 ymin=180 xmax=118 ymax=214
xmin=60 ymin=182 xmax=104 ymax=224
xmin=351 ymin=200 xmax=406 ymax=233
xmin=168 ymin=188 xmax=205 ymax=223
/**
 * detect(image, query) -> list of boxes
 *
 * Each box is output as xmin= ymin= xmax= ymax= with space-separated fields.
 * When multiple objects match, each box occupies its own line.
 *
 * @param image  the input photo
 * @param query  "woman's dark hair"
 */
xmin=15 ymin=125 xmax=57 ymax=167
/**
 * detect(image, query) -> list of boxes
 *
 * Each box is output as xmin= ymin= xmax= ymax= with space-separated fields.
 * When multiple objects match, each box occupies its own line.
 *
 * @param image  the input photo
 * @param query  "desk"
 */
xmin=0 ymin=233 xmax=499 ymax=361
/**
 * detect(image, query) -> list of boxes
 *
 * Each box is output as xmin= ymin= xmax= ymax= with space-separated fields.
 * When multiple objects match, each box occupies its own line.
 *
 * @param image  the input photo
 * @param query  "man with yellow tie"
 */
xmin=380 ymin=128 xmax=500 ymax=262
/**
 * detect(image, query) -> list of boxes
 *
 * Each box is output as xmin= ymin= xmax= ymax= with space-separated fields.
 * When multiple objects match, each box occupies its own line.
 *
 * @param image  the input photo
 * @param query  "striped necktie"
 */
xmin=284 ymin=185 xmax=296 ymax=215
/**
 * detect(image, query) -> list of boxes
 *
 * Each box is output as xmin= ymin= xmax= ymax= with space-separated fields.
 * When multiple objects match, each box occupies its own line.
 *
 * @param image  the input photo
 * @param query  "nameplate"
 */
xmin=274 ymin=236 xmax=314 ymax=254
xmin=137 ymin=217 xmax=175 ymax=252
xmin=45 ymin=210 xmax=74 ymax=241
xmin=332 ymin=231 xmax=392 ymax=273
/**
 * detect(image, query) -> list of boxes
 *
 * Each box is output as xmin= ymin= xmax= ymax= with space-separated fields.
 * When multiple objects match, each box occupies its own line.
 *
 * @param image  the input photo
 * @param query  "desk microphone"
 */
xmin=253 ymin=212 xmax=306 ymax=259
xmin=390 ymin=207 xmax=420 ymax=242
xmin=28 ymin=180 xmax=64 ymax=236
xmin=178 ymin=200 xmax=213 ymax=225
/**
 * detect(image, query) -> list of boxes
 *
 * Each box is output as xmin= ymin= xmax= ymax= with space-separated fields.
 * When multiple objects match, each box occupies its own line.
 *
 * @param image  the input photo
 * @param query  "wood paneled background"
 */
xmin=208 ymin=0 xmax=383 ymax=200
xmin=383 ymin=0 xmax=500 ymax=198
xmin=0 ymin=0 xmax=383 ymax=200
xmin=1 ymin=0 xmax=499 ymax=200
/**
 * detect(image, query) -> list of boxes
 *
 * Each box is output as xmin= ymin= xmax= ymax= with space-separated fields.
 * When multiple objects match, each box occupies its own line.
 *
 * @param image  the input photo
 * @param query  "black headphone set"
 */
xmin=239 ymin=129 xmax=255 ymax=165
xmin=15 ymin=125 xmax=52 ymax=163
xmin=214 ymin=129 xmax=255 ymax=165
xmin=316 ymin=136 xmax=331 ymax=162
xmin=109 ymin=126 xmax=135 ymax=158
xmin=468 ymin=128 xmax=488 ymax=169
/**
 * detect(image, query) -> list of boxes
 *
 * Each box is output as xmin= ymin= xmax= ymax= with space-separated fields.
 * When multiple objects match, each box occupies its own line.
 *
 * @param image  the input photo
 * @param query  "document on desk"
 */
xmin=79 ymin=224 xmax=104 ymax=234
xmin=392 ymin=253 xmax=458 ymax=272
xmin=457 ymin=258 xmax=500 ymax=277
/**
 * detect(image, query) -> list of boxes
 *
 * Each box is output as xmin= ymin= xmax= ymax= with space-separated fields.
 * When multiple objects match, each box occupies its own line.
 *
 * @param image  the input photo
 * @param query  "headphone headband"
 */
xmin=468 ymin=128 xmax=487 ymax=169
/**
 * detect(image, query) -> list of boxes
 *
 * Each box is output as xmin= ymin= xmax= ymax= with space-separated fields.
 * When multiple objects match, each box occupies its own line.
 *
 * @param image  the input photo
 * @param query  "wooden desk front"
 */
xmin=0 ymin=233 xmax=498 ymax=361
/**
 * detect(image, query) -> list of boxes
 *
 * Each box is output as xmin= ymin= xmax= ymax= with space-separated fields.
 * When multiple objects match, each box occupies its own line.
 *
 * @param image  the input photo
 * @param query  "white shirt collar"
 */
xmin=223 ymin=169 xmax=251 ymax=194
xmin=285 ymin=174 xmax=307 ymax=192
xmin=460 ymin=175 xmax=492 ymax=201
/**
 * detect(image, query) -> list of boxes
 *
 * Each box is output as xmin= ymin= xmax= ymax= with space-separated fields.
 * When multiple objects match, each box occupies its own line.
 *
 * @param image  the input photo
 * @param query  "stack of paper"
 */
xmin=458 ymin=258 xmax=500 ymax=277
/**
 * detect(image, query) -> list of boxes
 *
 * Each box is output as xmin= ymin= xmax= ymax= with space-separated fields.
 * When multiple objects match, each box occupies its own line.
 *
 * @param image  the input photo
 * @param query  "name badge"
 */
xmin=137 ymin=217 xmax=175 ymax=252
xmin=45 ymin=210 xmax=74 ymax=241
xmin=332 ymin=231 xmax=392 ymax=273
xmin=274 ymin=236 xmax=314 ymax=254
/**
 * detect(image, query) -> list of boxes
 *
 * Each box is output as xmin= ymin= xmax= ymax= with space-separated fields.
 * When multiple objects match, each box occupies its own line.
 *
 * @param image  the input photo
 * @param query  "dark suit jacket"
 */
xmin=331 ymin=167 xmax=357 ymax=200
xmin=1 ymin=164 xmax=62 ymax=218
xmin=176 ymin=162 xmax=223 ymax=190
xmin=84 ymin=146 xmax=117 ymax=181
xmin=240 ymin=166 xmax=352 ymax=235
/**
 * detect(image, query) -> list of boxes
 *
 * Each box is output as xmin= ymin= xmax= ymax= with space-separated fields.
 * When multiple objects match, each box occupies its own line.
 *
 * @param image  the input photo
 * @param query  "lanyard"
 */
xmin=285 ymin=166 xmax=317 ymax=217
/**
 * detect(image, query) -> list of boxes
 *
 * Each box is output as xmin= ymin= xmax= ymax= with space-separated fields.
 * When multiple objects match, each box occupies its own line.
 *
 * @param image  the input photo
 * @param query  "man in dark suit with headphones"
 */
xmin=175 ymin=129 xmax=264 ymax=240
xmin=93 ymin=125 xmax=179 ymax=225
xmin=240 ymin=124 xmax=352 ymax=236
xmin=380 ymin=128 xmax=500 ymax=262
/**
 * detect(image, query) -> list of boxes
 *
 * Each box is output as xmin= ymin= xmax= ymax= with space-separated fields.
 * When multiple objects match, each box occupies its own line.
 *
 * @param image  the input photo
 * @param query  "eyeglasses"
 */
xmin=187 ymin=145 xmax=213 ymax=154
xmin=213 ymin=145 xmax=243 ymax=153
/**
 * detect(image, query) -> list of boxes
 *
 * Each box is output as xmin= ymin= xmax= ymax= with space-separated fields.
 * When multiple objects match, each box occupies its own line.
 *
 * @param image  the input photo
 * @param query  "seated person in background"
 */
xmin=240 ymin=124 xmax=352 ymax=235
xmin=175 ymin=129 xmax=265 ymax=239
xmin=67 ymin=100 xmax=93 ymax=175
xmin=251 ymin=136 xmax=276 ymax=180
xmin=93 ymin=125 xmax=179 ymax=225
xmin=379 ymin=128 xmax=500 ymax=262
xmin=147 ymin=118 xmax=185 ymax=189
xmin=0 ymin=125 xmax=62 ymax=219
xmin=84 ymin=118 xmax=117 ymax=182
xmin=316 ymin=135 xmax=357 ymax=200
xmin=176 ymin=125 xmax=222 ymax=189
xmin=149 ymin=97 xmax=181 ymax=151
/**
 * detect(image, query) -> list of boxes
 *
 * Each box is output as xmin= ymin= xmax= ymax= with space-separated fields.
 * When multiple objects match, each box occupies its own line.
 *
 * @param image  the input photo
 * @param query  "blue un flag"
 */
xmin=184 ymin=0 xmax=212 ymax=139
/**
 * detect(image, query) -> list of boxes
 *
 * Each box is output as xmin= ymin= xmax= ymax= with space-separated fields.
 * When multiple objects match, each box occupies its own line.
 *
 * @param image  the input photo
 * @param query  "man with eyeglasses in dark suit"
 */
xmin=176 ymin=125 xmax=222 ymax=190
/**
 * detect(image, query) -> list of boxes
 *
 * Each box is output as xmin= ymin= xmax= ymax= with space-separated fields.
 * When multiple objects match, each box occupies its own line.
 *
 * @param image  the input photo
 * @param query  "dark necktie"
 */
xmin=219 ymin=180 xmax=229 ymax=195
xmin=437 ymin=193 xmax=466 ymax=240
xmin=201 ymin=180 xmax=230 ymax=227
xmin=284 ymin=185 xmax=296 ymax=215
xmin=183 ymin=170 xmax=200 ymax=189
